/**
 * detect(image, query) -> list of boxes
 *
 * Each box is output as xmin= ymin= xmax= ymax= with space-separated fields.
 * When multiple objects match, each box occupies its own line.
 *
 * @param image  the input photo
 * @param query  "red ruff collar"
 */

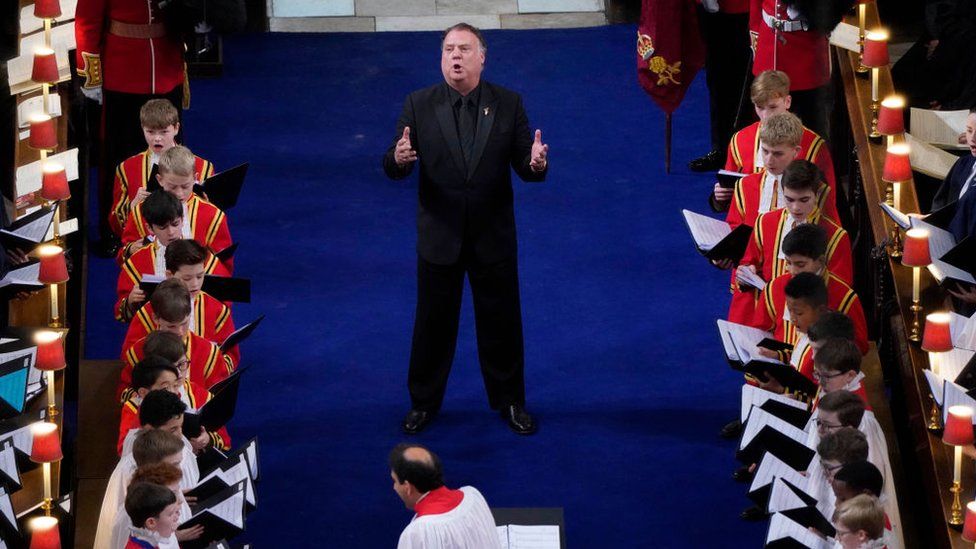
xmin=414 ymin=486 xmax=464 ymax=517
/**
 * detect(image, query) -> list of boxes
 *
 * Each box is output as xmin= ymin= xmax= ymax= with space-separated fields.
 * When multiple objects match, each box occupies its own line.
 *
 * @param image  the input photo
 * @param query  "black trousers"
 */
xmin=99 ymin=87 xmax=182 ymax=240
xmin=789 ymin=85 xmax=831 ymax=141
xmin=698 ymin=7 xmax=755 ymax=152
xmin=408 ymin=246 xmax=526 ymax=412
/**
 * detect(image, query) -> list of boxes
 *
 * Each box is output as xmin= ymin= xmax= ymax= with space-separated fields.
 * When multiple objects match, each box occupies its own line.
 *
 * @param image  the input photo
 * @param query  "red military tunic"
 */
xmin=122 ymin=291 xmax=239 ymax=367
xmin=749 ymin=0 xmax=830 ymax=91
xmin=724 ymin=121 xmax=837 ymax=217
xmin=119 ymin=194 xmax=233 ymax=271
xmin=753 ymin=271 xmax=870 ymax=355
xmin=717 ymin=0 xmax=750 ymax=13
xmin=120 ymin=332 xmax=232 ymax=403
xmin=75 ymin=0 xmax=185 ymax=95
xmin=109 ymin=150 xmax=215 ymax=237
xmin=116 ymin=242 xmax=230 ymax=322
xmin=728 ymin=207 xmax=852 ymax=323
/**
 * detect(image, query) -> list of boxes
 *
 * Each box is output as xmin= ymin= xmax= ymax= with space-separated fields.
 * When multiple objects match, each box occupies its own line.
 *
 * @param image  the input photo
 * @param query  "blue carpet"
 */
xmin=84 ymin=25 xmax=767 ymax=547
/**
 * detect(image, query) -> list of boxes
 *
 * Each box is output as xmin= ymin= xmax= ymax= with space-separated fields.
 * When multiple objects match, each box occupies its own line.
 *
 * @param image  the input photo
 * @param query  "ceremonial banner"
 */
xmin=637 ymin=0 xmax=705 ymax=114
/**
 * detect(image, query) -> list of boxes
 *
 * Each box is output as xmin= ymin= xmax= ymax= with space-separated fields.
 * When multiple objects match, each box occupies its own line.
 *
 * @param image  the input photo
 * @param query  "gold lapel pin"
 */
xmin=483 ymin=107 xmax=490 ymax=116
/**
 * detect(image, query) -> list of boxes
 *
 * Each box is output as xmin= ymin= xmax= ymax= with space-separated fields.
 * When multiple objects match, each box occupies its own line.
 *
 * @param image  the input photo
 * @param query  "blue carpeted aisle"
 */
xmin=84 ymin=25 xmax=767 ymax=547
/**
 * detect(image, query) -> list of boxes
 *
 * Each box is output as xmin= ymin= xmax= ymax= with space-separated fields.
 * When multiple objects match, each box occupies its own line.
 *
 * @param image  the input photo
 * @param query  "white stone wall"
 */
xmin=268 ymin=0 xmax=606 ymax=32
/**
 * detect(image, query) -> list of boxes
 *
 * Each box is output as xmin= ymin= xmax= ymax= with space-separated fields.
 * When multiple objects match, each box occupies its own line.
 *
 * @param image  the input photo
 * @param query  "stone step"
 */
xmin=270 ymin=12 xmax=606 ymax=32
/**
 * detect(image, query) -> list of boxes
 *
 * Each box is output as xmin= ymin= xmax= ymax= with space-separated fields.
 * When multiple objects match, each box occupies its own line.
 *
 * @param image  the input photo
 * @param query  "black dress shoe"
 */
xmin=732 ymin=465 xmax=754 ymax=483
xmin=501 ymin=404 xmax=537 ymax=435
xmin=401 ymin=409 xmax=434 ymax=434
xmin=720 ymin=419 xmax=744 ymax=440
xmin=739 ymin=505 xmax=766 ymax=521
xmin=688 ymin=149 xmax=725 ymax=172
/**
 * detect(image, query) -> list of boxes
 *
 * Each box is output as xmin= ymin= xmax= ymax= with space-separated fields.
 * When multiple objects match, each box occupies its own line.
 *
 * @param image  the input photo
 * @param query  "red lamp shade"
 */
xmin=30 ymin=422 xmax=62 ymax=463
xmin=863 ymin=30 xmax=890 ymax=67
xmin=33 ymin=0 xmax=62 ymax=19
xmin=922 ymin=312 xmax=953 ymax=353
xmin=37 ymin=245 xmax=68 ymax=284
xmin=902 ymin=229 xmax=931 ymax=267
xmin=34 ymin=331 xmax=65 ymax=371
xmin=877 ymin=96 xmax=905 ymax=136
xmin=944 ymin=405 xmax=975 ymax=446
xmin=964 ymin=501 xmax=976 ymax=542
xmin=28 ymin=114 xmax=57 ymax=150
xmin=28 ymin=516 xmax=60 ymax=549
xmin=41 ymin=163 xmax=70 ymax=201
xmin=882 ymin=143 xmax=912 ymax=182
xmin=31 ymin=48 xmax=59 ymax=85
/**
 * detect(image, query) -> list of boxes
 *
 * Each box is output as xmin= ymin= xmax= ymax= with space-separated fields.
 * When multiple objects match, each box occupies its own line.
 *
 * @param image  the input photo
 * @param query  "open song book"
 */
xmin=739 ymin=407 xmax=816 ymax=472
xmin=911 ymin=218 xmax=976 ymax=291
xmin=910 ymin=108 xmax=969 ymax=151
xmin=179 ymin=481 xmax=247 ymax=547
xmin=718 ymin=320 xmax=817 ymax=396
xmin=0 ymin=205 xmax=56 ymax=253
xmin=496 ymin=524 xmax=560 ymax=549
xmin=741 ymin=385 xmax=810 ymax=429
xmin=748 ymin=452 xmax=807 ymax=510
xmin=682 ymin=210 xmax=752 ymax=263
xmin=765 ymin=512 xmax=830 ymax=548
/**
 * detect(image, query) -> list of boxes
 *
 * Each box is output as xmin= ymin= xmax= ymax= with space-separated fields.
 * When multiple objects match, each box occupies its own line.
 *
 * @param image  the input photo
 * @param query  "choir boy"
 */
xmin=122 ymin=483 xmax=181 ymax=549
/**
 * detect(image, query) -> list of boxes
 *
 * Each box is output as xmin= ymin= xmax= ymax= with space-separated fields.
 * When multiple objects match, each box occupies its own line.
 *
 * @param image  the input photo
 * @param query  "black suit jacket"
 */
xmin=933 ymin=154 xmax=976 ymax=211
xmin=383 ymin=81 xmax=546 ymax=265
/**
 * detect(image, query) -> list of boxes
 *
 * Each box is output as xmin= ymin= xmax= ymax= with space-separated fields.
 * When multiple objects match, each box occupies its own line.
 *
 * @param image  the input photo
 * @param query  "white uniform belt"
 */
xmin=762 ymin=9 xmax=809 ymax=32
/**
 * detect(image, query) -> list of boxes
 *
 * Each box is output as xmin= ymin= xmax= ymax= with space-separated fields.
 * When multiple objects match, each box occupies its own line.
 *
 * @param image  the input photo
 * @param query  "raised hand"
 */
xmin=530 ymin=129 xmax=548 ymax=172
xmin=395 ymin=126 xmax=418 ymax=167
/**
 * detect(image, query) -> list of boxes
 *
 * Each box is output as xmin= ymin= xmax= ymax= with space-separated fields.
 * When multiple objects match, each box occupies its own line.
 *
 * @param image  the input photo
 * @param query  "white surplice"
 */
xmin=397 ymin=486 xmax=500 ymax=549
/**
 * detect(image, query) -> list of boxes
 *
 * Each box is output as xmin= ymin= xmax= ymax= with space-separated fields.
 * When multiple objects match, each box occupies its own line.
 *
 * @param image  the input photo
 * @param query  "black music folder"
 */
xmin=180 ymin=481 xmax=247 ymax=548
xmin=214 ymin=242 xmax=239 ymax=263
xmin=194 ymin=163 xmax=248 ymax=211
xmin=0 ymin=205 xmax=56 ymax=252
xmin=203 ymin=275 xmax=250 ymax=303
xmin=682 ymin=209 xmax=753 ymax=263
xmin=220 ymin=316 xmax=263 ymax=353
xmin=183 ymin=369 xmax=243 ymax=438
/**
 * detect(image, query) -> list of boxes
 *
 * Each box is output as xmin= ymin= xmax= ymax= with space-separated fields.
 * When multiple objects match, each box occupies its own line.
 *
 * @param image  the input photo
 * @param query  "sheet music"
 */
xmin=507 ymin=524 xmax=560 ymax=549
xmin=0 ymin=442 xmax=17 ymax=487
xmin=766 ymin=512 xmax=828 ymax=548
xmin=142 ymin=274 xmax=165 ymax=285
xmin=942 ymin=347 xmax=976 ymax=383
xmin=741 ymin=406 xmax=809 ymax=450
xmin=718 ymin=169 xmax=748 ymax=179
xmin=203 ymin=457 xmax=255 ymax=507
xmin=16 ymin=149 xmax=79 ymax=198
xmin=0 ymin=487 xmax=14 ymax=531
xmin=44 ymin=217 xmax=78 ymax=241
xmin=3 ymin=209 xmax=56 ymax=244
xmin=0 ymin=262 xmax=40 ymax=288
xmin=912 ymin=219 xmax=974 ymax=284
xmin=200 ymin=487 xmax=245 ymax=530
xmin=682 ymin=209 xmax=731 ymax=251
xmin=951 ymin=312 xmax=976 ymax=351
xmin=244 ymin=440 xmax=259 ymax=480
xmin=906 ymin=133 xmax=959 ymax=179
xmin=20 ymin=1 xmax=78 ymax=35
xmin=736 ymin=266 xmax=767 ymax=290
xmin=828 ymin=22 xmax=860 ymax=52
xmin=751 ymin=452 xmax=807 ymax=492
xmin=879 ymin=202 xmax=911 ymax=231
xmin=910 ymin=108 xmax=970 ymax=150
xmin=767 ymin=477 xmax=810 ymax=513
xmin=942 ymin=380 xmax=976 ymax=424
xmin=716 ymin=319 xmax=742 ymax=361
xmin=925 ymin=369 xmax=945 ymax=406
xmin=16 ymin=94 xmax=62 ymax=130
xmin=741 ymin=384 xmax=808 ymax=424
xmin=727 ymin=324 xmax=782 ymax=366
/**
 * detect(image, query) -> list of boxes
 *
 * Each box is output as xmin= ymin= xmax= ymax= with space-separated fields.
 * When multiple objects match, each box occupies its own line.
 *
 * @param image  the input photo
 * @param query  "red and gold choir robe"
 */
xmin=724 ymin=121 xmax=837 ymax=219
xmin=121 ymin=292 xmax=239 ymax=367
xmin=109 ymin=150 xmax=214 ymax=236
xmin=753 ymin=271 xmax=869 ymax=355
xmin=119 ymin=332 xmax=232 ymax=403
xmin=749 ymin=0 xmax=829 ymax=91
xmin=116 ymin=380 xmax=231 ymax=455
xmin=119 ymin=194 xmax=233 ymax=271
xmin=115 ymin=242 xmax=230 ymax=322
xmin=75 ymin=0 xmax=185 ymax=95
xmin=728 ymin=207 xmax=852 ymax=323
xmin=726 ymin=169 xmax=835 ymax=231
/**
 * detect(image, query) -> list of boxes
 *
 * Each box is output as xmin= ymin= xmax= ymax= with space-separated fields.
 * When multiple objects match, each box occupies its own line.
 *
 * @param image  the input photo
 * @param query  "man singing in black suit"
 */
xmin=383 ymin=23 xmax=549 ymax=436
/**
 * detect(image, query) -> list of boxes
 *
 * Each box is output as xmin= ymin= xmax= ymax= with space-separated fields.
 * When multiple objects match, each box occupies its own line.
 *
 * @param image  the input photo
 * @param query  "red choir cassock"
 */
xmin=122 ymin=291 xmax=239 ymax=367
xmin=119 ymin=194 xmax=233 ymax=270
xmin=75 ymin=0 xmax=185 ymax=95
xmin=728 ymin=207 xmax=852 ymax=323
xmin=109 ymin=151 xmax=215 ymax=237
xmin=726 ymin=168 xmax=835 ymax=231
xmin=117 ymin=380 xmax=231 ymax=455
xmin=753 ymin=271 xmax=870 ymax=356
xmin=724 ymin=121 xmax=837 ymax=217
xmin=749 ymin=0 xmax=829 ymax=91
xmin=116 ymin=242 xmax=230 ymax=322
xmin=120 ymin=332 xmax=232 ymax=403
